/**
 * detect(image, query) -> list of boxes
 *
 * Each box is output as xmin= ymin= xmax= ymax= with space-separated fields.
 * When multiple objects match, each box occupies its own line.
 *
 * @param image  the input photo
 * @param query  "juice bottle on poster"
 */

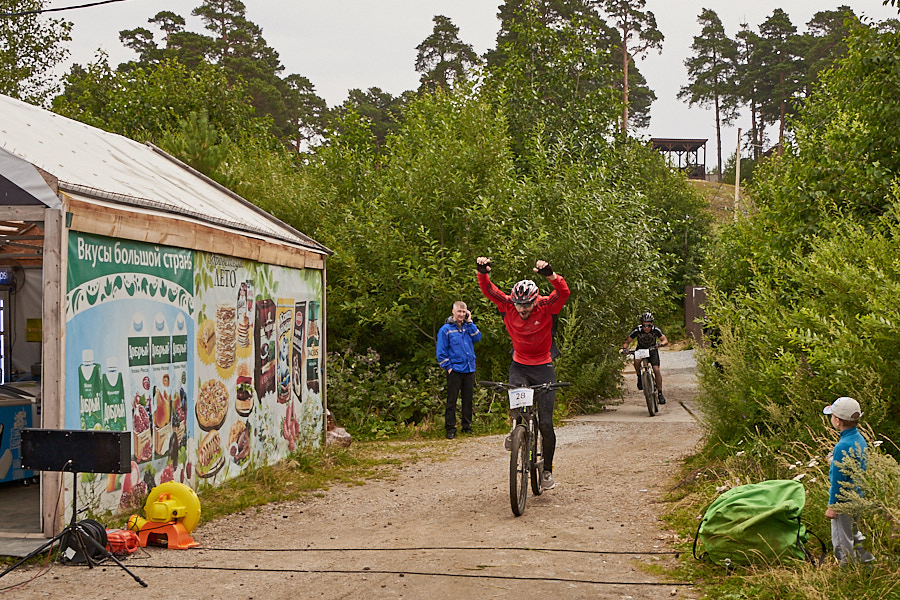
xmin=101 ymin=357 xmax=126 ymax=431
xmin=171 ymin=313 xmax=188 ymax=445
xmin=275 ymin=299 xmax=294 ymax=404
xmin=128 ymin=314 xmax=152 ymax=462
xmin=150 ymin=312 xmax=172 ymax=458
xmin=305 ymin=301 xmax=320 ymax=395
xmin=78 ymin=349 xmax=102 ymax=430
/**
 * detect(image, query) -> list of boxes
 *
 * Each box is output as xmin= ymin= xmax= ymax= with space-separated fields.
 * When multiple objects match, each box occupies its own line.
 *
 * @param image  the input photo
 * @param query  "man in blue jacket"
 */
xmin=437 ymin=301 xmax=482 ymax=439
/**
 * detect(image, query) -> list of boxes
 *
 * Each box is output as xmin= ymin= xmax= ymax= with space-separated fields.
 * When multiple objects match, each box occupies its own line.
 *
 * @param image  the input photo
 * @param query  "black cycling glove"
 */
xmin=476 ymin=260 xmax=491 ymax=274
xmin=536 ymin=263 xmax=554 ymax=277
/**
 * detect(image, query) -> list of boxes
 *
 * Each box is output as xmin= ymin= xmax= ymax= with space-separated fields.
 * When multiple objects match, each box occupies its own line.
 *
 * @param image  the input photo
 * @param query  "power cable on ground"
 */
xmin=195 ymin=545 xmax=680 ymax=555
xmin=121 ymin=564 xmax=696 ymax=587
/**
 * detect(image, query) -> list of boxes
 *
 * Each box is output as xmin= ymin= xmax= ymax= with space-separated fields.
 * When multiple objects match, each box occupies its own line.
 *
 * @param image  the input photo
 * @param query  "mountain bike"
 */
xmin=625 ymin=346 xmax=658 ymax=417
xmin=478 ymin=380 xmax=570 ymax=516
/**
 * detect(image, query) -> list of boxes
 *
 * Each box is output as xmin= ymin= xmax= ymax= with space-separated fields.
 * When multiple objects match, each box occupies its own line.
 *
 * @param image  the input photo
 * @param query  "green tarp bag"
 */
xmin=692 ymin=479 xmax=824 ymax=566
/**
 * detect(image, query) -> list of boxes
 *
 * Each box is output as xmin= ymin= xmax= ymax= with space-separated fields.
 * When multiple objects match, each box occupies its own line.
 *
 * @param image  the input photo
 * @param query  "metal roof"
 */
xmin=0 ymin=94 xmax=330 ymax=255
xmin=650 ymin=138 xmax=708 ymax=152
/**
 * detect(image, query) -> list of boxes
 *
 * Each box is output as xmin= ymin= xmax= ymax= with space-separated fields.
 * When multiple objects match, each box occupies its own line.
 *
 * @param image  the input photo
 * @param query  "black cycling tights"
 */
xmin=508 ymin=361 xmax=557 ymax=472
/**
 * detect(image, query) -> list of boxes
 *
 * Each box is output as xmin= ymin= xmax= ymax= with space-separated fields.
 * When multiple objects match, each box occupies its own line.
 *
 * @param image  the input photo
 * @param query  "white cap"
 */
xmin=823 ymin=396 xmax=863 ymax=421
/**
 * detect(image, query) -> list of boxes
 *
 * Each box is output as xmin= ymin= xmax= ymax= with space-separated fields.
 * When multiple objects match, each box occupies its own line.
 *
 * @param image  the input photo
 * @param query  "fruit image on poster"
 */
xmin=65 ymin=232 xmax=194 ymax=514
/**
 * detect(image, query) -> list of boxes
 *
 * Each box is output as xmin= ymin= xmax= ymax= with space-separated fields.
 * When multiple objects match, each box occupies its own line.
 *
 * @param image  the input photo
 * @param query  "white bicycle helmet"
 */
xmin=511 ymin=280 xmax=539 ymax=304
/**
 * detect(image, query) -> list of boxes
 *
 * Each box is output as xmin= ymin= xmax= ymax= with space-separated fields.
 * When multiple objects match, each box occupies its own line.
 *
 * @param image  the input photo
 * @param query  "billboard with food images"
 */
xmin=65 ymin=232 xmax=324 ymax=514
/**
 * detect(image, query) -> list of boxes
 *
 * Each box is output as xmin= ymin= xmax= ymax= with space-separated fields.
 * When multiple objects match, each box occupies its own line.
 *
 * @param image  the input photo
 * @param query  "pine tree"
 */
xmin=756 ymin=9 xmax=803 ymax=156
xmin=595 ymin=0 xmax=663 ymax=134
xmin=800 ymin=7 xmax=859 ymax=94
xmin=415 ymin=15 xmax=480 ymax=91
xmin=487 ymin=0 xmax=629 ymax=156
xmin=734 ymin=23 xmax=765 ymax=159
xmin=678 ymin=9 xmax=739 ymax=174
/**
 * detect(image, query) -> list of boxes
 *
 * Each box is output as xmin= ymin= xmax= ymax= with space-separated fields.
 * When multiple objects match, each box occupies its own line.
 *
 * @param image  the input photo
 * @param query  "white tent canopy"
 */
xmin=0 ymin=94 xmax=327 ymax=255
xmin=0 ymin=146 xmax=61 ymax=209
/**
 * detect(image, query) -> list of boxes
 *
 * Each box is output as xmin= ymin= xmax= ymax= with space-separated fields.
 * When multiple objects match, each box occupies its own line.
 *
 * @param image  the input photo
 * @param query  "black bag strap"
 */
xmin=692 ymin=518 xmax=707 ymax=561
xmin=794 ymin=517 xmax=828 ymax=567
xmin=805 ymin=525 xmax=829 ymax=567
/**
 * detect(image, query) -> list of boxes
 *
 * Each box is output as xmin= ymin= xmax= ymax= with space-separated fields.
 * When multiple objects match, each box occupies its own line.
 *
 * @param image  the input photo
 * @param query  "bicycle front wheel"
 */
xmin=530 ymin=417 xmax=544 ymax=496
xmin=509 ymin=425 xmax=529 ymax=516
xmin=641 ymin=369 xmax=656 ymax=417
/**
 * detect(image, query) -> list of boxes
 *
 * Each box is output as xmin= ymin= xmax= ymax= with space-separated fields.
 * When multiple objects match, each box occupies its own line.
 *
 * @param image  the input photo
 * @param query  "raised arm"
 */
xmin=476 ymin=257 xmax=508 ymax=310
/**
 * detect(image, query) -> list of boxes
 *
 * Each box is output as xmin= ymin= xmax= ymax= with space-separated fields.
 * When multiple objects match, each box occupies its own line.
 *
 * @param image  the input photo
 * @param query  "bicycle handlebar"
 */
xmin=622 ymin=345 xmax=659 ymax=355
xmin=477 ymin=380 xmax=571 ymax=392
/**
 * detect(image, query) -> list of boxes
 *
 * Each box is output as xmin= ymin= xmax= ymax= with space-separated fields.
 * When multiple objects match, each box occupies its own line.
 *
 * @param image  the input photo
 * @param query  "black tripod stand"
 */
xmin=0 ymin=463 xmax=147 ymax=587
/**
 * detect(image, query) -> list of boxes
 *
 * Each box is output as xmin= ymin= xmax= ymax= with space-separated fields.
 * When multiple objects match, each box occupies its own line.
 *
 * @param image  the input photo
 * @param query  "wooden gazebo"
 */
xmin=650 ymin=138 xmax=707 ymax=180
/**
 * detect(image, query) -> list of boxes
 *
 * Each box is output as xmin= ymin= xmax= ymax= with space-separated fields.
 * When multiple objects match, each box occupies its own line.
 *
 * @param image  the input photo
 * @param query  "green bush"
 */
xmin=325 ymin=347 xmax=444 ymax=439
xmin=700 ymin=22 xmax=900 ymax=452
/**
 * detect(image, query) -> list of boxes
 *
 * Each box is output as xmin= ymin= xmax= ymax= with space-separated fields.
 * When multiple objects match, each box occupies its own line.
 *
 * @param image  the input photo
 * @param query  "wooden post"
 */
xmin=734 ymin=128 xmax=742 ymax=221
xmin=41 ymin=205 xmax=67 ymax=536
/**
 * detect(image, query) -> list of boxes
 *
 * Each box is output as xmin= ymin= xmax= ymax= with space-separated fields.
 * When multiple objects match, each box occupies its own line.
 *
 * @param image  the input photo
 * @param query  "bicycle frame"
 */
xmin=627 ymin=348 xmax=658 ymax=417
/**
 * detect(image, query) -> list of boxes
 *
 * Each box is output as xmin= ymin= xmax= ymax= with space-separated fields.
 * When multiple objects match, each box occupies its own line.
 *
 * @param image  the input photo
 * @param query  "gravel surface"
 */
xmin=0 ymin=349 xmax=703 ymax=600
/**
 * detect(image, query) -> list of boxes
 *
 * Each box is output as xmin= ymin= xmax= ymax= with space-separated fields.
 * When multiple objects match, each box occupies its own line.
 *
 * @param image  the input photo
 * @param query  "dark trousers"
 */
xmin=445 ymin=371 xmax=475 ymax=433
xmin=508 ymin=361 xmax=556 ymax=472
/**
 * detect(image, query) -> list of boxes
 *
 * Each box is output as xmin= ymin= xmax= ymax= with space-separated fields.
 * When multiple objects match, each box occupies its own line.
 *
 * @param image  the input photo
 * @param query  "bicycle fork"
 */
xmin=511 ymin=413 xmax=537 ymax=471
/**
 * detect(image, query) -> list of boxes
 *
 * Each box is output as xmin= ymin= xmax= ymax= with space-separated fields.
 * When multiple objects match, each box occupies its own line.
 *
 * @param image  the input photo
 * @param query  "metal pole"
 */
xmin=734 ymin=128 xmax=741 ymax=221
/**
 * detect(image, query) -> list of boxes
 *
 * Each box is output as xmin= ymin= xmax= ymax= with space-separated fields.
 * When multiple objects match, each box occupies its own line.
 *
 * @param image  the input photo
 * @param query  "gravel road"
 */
xmin=0 ymin=349 xmax=703 ymax=600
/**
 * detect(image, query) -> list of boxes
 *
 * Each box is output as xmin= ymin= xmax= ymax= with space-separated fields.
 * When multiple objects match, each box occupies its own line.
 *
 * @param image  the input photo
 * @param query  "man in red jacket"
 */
xmin=476 ymin=257 xmax=570 ymax=490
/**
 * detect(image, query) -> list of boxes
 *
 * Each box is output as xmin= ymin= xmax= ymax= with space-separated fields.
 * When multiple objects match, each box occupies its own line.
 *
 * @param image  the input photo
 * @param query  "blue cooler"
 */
xmin=0 ymin=389 xmax=36 ymax=483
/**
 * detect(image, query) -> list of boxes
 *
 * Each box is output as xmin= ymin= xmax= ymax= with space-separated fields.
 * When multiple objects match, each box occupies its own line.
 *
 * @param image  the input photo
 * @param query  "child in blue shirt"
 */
xmin=823 ymin=396 xmax=875 ymax=566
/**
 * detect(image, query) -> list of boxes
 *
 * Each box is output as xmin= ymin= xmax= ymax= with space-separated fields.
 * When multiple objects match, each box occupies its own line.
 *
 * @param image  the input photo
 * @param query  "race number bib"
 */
xmin=508 ymin=387 xmax=534 ymax=409
xmin=634 ymin=348 xmax=651 ymax=360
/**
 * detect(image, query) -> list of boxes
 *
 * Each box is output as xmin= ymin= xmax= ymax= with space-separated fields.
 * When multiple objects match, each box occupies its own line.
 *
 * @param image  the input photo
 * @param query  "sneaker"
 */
xmin=855 ymin=546 xmax=875 ymax=563
xmin=658 ymin=391 xmax=666 ymax=405
xmin=462 ymin=428 xmax=473 ymax=434
xmin=504 ymin=435 xmax=511 ymax=451
xmin=541 ymin=470 xmax=556 ymax=490
xmin=637 ymin=377 xmax=642 ymax=390
xmin=446 ymin=431 xmax=455 ymax=439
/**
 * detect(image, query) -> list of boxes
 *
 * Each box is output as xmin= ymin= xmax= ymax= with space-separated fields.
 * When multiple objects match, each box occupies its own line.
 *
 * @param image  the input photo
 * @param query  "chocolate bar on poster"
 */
xmin=254 ymin=298 xmax=276 ymax=399
xmin=292 ymin=301 xmax=306 ymax=404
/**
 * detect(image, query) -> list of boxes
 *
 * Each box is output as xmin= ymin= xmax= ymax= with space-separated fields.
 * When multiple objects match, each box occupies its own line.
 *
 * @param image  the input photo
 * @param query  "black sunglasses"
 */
xmin=641 ymin=323 xmax=653 ymax=328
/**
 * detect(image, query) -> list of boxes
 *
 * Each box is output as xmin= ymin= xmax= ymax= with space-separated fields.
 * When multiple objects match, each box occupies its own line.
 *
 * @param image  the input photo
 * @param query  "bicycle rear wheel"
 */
xmin=641 ymin=368 xmax=655 ymax=417
xmin=530 ymin=417 xmax=544 ymax=496
xmin=509 ymin=425 xmax=528 ymax=516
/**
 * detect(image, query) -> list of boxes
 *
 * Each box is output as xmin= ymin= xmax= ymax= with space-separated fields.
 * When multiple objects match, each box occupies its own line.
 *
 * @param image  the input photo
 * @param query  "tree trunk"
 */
xmin=622 ymin=42 xmax=630 ymax=134
xmin=714 ymin=91 xmax=722 ymax=176
xmin=778 ymin=72 xmax=785 ymax=156
xmin=749 ymin=102 xmax=757 ymax=160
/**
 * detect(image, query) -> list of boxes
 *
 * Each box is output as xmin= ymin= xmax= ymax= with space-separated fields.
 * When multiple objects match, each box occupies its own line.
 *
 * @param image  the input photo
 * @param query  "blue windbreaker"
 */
xmin=436 ymin=317 xmax=481 ymax=373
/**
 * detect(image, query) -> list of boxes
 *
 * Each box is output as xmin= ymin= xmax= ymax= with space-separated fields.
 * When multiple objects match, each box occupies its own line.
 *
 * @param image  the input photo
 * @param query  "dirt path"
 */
xmin=0 ymin=350 xmax=703 ymax=600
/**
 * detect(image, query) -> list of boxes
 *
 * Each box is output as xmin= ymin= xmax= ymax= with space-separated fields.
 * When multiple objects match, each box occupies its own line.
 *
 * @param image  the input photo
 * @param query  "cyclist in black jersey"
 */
xmin=621 ymin=311 xmax=669 ymax=404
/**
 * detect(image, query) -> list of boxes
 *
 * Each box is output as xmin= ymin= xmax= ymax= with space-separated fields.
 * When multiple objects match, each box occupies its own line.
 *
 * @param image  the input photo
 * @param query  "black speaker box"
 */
xmin=20 ymin=429 xmax=131 ymax=474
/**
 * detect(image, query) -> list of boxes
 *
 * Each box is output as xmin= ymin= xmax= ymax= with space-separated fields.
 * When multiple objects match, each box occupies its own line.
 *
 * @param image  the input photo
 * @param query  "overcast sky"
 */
xmin=47 ymin=0 xmax=900 ymax=170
